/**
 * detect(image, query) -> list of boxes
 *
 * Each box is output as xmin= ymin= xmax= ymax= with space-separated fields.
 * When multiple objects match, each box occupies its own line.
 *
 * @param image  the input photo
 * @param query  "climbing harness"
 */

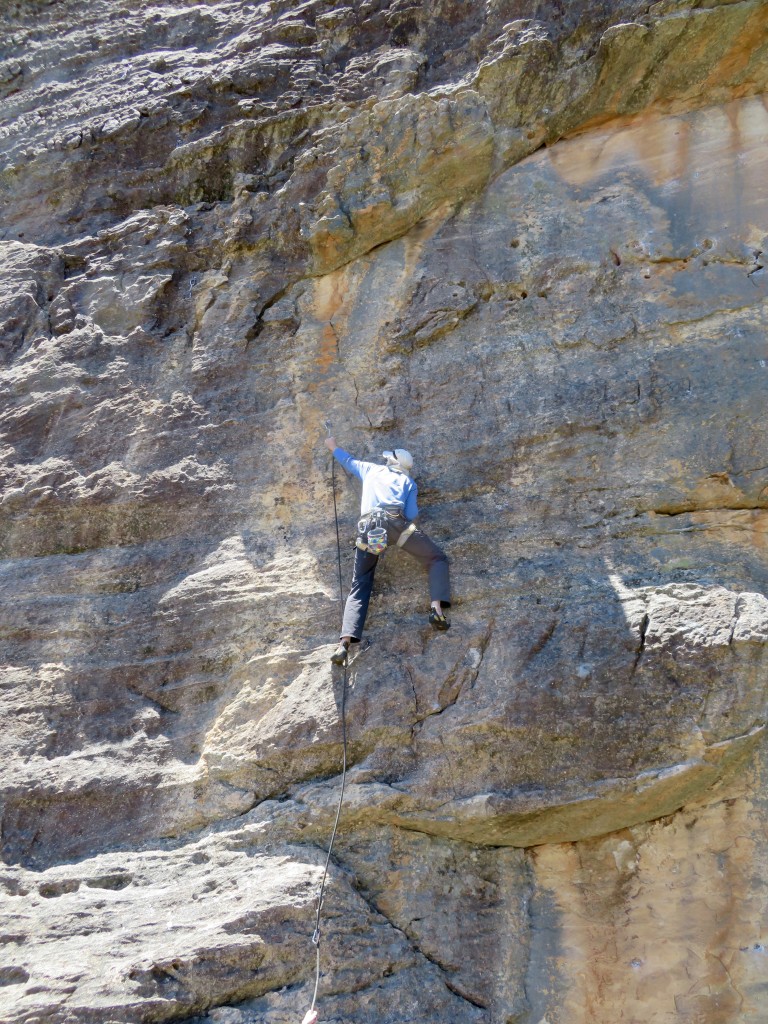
xmin=355 ymin=505 xmax=417 ymax=554
xmin=356 ymin=508 xmax=391 ymax=554
xmin=303 ymin=429 xmax=351 ymax=1024
xmin=397 ymin=521 xmax=417 ymax=547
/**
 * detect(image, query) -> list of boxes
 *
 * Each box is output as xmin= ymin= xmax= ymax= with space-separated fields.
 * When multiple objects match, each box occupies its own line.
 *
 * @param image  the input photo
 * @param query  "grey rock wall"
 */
xmin=1 ymin=2 xmax=767 ymax=1022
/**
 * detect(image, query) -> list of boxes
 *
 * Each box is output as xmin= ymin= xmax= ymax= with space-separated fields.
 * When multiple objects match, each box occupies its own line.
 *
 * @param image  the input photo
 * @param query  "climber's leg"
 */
xmin=339 ymin=546 xmax=379 ymax=643
xmin=400 ymin=528 xmax=451 ymax=627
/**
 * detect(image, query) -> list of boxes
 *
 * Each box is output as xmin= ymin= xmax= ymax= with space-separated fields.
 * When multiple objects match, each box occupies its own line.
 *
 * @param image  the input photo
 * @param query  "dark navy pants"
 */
xmin=340 ymin=516 xmax=451 ymax=642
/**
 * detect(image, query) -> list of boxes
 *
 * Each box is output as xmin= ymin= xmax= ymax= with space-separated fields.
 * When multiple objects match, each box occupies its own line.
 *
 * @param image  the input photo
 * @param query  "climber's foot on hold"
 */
xmin=429 ymin=606 xmax=450 ymax=631
xmin=330 ymin=640 xmax=350 ymax=665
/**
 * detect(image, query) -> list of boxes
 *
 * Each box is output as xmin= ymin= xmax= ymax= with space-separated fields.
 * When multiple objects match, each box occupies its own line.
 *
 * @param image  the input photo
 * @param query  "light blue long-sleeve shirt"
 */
xmin=333 ymin=447 xmax=419 ymax=520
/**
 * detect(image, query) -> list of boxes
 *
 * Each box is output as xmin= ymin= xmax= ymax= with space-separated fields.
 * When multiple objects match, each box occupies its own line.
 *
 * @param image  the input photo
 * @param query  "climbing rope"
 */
xmin=305 ymin=444 xmax=349 ymax=1024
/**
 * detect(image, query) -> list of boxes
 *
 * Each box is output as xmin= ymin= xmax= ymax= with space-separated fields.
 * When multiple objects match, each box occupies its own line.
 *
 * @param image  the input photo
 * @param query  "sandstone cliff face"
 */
xmin=1 ymin=2 xmax=767 ymax=1022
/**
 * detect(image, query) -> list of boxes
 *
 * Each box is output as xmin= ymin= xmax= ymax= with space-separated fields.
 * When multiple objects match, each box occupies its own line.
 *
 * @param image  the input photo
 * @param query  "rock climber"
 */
xmin=324 ymin=436 xmax=451 ymax=665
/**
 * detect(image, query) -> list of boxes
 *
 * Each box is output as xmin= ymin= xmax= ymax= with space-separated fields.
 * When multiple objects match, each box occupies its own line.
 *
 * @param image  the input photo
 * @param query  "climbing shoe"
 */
xmin=429 ymin=609 xmax=450 ymax=631
xmin=330 ymin=641 xmax=349 ymax=665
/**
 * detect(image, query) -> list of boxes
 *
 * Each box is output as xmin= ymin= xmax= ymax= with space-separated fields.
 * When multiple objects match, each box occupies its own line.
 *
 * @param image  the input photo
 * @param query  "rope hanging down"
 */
xmin=303 ymin=443 xmax=350 ymax=1024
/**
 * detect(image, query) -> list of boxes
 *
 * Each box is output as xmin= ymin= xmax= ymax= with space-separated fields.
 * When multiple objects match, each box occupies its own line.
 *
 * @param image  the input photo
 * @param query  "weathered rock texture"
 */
xmin=1 ymin=1 xmax=767 ymax=1022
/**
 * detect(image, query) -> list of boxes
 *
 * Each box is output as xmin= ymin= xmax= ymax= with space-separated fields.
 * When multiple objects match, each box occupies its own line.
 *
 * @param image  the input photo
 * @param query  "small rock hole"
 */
xmin=38 ymin=879 xmax=80 ymax=899
xmin=510 ymin=239 xmax=520 ymax=248
xmin=0 ymin=966 xmax=29 ymax=987
xmin=85 ymin=873 xmax=132 ymax=891
xmin=520 ymin=290 xmax=528 ymax=299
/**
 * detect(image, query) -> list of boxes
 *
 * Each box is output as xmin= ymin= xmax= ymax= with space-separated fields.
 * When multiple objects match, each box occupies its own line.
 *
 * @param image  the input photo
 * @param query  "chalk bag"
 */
xmin=366 ymin=526 xmax=388 ymax=554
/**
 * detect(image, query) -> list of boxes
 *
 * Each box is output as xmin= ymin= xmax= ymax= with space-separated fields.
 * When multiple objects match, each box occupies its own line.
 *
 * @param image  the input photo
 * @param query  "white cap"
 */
xmin=382 ymin=448 xmax=414 ymax=474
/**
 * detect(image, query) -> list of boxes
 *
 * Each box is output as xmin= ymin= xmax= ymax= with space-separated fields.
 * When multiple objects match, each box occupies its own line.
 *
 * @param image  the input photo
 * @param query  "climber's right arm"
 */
xmin=328 ymin=442 xmax=372 ymax=482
